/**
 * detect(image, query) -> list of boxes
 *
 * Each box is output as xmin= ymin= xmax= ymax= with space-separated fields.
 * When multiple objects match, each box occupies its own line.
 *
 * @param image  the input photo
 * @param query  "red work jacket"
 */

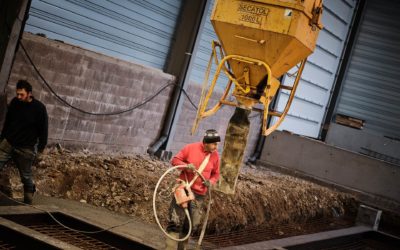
xmin=171 ymin=142 xmax=220 ymax=195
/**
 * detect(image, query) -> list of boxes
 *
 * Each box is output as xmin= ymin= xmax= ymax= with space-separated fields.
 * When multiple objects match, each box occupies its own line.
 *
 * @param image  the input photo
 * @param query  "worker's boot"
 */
xmin=23 ymin=192 xmax=34 ymax=205
xmin=23 ymin=185 xmax=35 ymax=205
xmin=165 ymin=232 xmax=179 ymax=250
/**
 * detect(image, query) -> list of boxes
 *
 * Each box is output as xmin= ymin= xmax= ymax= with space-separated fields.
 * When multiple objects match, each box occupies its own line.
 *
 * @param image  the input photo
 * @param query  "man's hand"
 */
xmin=203 ymin=180 xmax=211 ymax=187
xmin=186 ymin=163 xmax=196 ymax=172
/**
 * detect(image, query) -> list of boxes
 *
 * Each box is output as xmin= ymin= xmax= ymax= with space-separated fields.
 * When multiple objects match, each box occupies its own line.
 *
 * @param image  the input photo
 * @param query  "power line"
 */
xmin=19 ymin=41 xmax=198 ymax=115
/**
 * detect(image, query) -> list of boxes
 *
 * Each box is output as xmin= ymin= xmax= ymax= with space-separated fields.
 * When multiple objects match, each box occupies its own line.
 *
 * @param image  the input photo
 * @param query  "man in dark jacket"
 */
xmin=0 ymin=80 xmax=48 ymax=204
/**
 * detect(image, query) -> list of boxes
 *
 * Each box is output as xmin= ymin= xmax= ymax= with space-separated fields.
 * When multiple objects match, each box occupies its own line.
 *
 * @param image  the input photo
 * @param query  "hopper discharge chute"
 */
xmin=192 ymin=0 xmax=323 ymax=194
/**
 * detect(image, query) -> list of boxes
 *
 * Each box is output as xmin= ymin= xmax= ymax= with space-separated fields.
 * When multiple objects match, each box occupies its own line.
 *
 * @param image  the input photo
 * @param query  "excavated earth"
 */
xmin=3 ymin=147 xmax=358 ymax=236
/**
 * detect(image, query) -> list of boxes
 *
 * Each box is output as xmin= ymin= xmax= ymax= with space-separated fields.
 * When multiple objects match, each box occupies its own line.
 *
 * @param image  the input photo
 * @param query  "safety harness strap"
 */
xmin=189 ymin=154 xmax=210 ymax=187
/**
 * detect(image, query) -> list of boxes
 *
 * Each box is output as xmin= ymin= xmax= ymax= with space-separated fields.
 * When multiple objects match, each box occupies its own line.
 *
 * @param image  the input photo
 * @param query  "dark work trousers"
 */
xmin=167 ymin=193 xmax=205 ymax=249
xmin=0 ymin=139 xmax=36 ymax=193
xmin=167 ymin=192 xmax=205 ymax=234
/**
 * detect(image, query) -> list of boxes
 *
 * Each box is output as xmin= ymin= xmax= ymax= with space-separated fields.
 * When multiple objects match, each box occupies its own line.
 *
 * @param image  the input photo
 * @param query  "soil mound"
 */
xmin=4 ymin=147 xmax=358 ymax=234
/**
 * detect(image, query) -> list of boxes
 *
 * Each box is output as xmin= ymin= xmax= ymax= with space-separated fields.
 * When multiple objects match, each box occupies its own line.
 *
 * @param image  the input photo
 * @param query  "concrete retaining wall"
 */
xmin=326 ymin=123 xmax=400 ymax=161
xmin=260 ymin=130 xmax=400 ymax=203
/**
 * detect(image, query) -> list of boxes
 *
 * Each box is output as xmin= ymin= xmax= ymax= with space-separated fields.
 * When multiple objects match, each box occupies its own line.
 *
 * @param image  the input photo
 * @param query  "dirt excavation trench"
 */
xmin=2 ymin=148 xmax=358 ymax=244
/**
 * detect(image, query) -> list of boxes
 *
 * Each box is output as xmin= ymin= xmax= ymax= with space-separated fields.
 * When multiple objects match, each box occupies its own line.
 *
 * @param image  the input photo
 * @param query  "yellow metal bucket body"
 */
xmin=211 ymin=0 xmax=322 ymax=87
xmin=192 ymin=0 xmax=323 ymax=194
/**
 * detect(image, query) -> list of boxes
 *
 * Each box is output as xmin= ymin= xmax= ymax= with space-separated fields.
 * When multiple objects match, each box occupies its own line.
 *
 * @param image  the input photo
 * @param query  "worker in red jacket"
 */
xmin=165 ymin=129 xmax=220 ymax=250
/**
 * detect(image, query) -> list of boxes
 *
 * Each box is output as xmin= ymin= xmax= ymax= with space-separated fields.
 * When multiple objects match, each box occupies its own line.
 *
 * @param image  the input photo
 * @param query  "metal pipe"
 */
xmin=147 ymin=0 xmax=207 ymax=156
xmin=247 ymin=74 xmax=284 ymax=164
xmin=147 ymin=135 xmax=168 ymax=155
xmin=247 ymin=132 xmax=266 ymax=164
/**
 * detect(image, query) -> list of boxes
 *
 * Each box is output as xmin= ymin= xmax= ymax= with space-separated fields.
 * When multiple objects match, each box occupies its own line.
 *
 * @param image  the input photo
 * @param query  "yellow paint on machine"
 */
xmin=192 ymin=0 xmax=323 ymax=194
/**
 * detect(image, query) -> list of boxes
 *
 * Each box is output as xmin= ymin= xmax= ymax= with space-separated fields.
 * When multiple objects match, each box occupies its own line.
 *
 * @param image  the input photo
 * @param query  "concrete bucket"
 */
xmin=212 ymin=0 xmax=323 ymax=81
xmin=192 ymin=0 xmax=323 ymax=194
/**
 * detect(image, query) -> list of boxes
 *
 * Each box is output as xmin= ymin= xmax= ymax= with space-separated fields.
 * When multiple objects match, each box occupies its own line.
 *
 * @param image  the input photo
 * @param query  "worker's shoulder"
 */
xmin=9 ymin=97 xmax=18 ymax=105
xmin=32 ymin=98 xmax=47 ymax=110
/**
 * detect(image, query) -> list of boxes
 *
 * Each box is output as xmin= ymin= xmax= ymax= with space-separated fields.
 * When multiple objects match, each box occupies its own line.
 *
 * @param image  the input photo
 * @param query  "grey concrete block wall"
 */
xmin=168 ymin=83 xmax=261 ymax=160
xmin=6 ymin=33 xmax=175 ymax=154
xmin=4 ymin=32 xmax=262 ymax=158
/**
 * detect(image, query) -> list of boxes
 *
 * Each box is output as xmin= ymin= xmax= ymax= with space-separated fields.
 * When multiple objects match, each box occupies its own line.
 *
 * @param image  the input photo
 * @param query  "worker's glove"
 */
xmin=203 ymin=180 xmax=211 ymax=187
xmin=186 ymin=163 xmax=196 ymax=172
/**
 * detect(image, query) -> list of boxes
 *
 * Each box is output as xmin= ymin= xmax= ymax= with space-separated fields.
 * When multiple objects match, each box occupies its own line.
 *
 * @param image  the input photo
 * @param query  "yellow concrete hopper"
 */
xmin=211 ymin=0 xmax=323 ymax=82
xmin=192 ymin=0 xmax=323 ymax=137
xmin=192 ymin=0 xmax=323 ymax=195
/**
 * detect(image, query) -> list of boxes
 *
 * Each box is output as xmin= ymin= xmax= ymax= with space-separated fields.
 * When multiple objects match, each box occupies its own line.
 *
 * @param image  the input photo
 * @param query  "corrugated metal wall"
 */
xmin=24 ymin=0 xmax=182 ymax=70
xmin=335 ymin=0 xmax=400 ymax=138
xmin=188 ymin=0 xmax=228 ymax=89
xmin=272 ymin=0 xmax=358 ymax=138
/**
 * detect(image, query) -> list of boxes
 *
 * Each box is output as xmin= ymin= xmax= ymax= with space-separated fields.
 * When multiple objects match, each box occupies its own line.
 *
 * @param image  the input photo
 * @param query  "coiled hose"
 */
xmin=153 ymin=165 xmax=212 ymax=245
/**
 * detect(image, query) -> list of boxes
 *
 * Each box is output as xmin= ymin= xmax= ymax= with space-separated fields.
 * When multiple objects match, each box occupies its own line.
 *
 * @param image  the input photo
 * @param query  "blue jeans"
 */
xmin=0 ymin=139 xmax=36 ymax=193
